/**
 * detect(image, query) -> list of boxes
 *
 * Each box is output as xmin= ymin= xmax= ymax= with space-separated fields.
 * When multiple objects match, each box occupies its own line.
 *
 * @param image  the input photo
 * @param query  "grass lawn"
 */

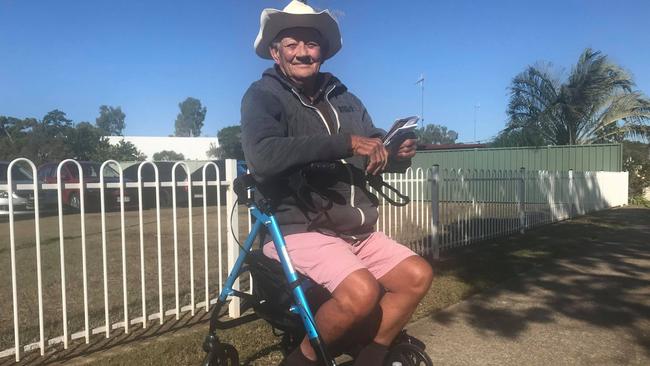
xmin=0 ymin=205 xmax=249 ymax=356
xmin=0 ymin=202 xmax=429 ymax=360
xmin=4 ymin=206 xmax=647 ymax=365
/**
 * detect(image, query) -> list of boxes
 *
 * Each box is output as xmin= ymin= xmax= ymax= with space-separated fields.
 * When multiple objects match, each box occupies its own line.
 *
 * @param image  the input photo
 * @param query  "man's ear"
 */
xmin=270 ymin=47 xmax=281 ymax=64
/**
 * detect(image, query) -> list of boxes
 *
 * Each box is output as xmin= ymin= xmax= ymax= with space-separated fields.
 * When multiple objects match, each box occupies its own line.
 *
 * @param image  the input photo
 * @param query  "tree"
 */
xmin=42 ymin=109 xmax=72 ymax=130
xmin=1 ymin=112 xmax=71 ymax=164
xmin=20 ymin=110 xmax=72 ymax=164
xmin=415 ymin=124 xmax=458 ymax=145
xmin=206 ymin=142 xmax=219 ymax=159
xmin=174 ymin=97 xmax=206 ymax=137
xmin=209 ymin=125 xmax=245 ymax=160
xmin=0 ymin=116 xmax=33 ymax=161
xmin=153 ymin=150 xmax=185 ymax=161
xmin=503 ymin=48 xmax=650 ymax=145
xmin=65 ymin=122 xmax=145 ymax=161
xmin=491 ymin=128 xmax=546 ymax=147
xmin=0 ymin=111 xmax=145 ymax=164
xmin=93 ymin=140 xmax=146 ymax=161
xmin=66 ymin=122 xmax=105 ymax=160
xmin=96 ymin=105 xmax=126 ymax=135
xmin=623 ymin=141 xmax=650 ymax=198
xmin=1 ymin=116 xmax=27 ymax=144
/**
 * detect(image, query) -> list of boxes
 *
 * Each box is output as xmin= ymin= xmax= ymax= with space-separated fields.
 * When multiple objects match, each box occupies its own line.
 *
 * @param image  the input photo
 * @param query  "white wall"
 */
xmin=107 ymin=136 xmax=218 ymax=160
xmin=572 ymin=171 xmax=629 ymax=214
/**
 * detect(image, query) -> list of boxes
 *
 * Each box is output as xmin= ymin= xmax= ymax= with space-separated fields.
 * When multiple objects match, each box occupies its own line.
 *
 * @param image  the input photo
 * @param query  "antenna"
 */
xmin=415 ymin=74 xmax=424 ymax=128
xmin=473 ymin=103 xmax=481 ymax=142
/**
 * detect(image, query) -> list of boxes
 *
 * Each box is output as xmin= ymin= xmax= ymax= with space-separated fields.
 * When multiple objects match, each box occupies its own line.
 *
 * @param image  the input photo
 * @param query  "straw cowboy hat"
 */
xmin=254 ymin=0 xmax=342 ymax=60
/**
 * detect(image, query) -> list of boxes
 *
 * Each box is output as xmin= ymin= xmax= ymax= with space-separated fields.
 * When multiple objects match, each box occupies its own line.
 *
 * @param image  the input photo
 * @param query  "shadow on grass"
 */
xmin=0 ymin=309 xmax=213 ymax=366
xmin=428 ymin=207 xmax=650 ymax=354
xmin=240 ymin=343 xmax=284 ymax=366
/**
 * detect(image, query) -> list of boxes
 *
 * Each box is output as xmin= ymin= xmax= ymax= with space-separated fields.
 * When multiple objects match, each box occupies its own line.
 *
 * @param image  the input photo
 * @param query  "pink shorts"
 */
xmin=262 ymin=231 xmax=417 ymax=293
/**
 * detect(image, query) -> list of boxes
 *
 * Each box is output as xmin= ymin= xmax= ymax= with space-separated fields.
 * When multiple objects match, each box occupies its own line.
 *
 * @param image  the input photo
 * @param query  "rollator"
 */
xmin=201 ymin=171 xmax=433 ymax=366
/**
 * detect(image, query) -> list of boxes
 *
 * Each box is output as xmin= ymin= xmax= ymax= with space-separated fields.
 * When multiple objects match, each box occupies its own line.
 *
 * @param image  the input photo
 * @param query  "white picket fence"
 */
xmin=433 ymin=168 xmax=628 ymax=254
xmin=0 ymin=159 xmax=628 ymax=361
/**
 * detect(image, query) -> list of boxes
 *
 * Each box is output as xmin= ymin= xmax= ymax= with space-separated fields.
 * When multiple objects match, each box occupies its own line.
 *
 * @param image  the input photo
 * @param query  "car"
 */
xmin=122 ymin=160 xmax=238 ymax=209
xmin=0 ymin=161 xmax=37 ymax=215
xmin=122 ymin=161 xmax=190 ymax=209
xmin=187 ymin=160 xmax=227 ymax=206
xmin=38 ymin=161 xmax=138 ymax=211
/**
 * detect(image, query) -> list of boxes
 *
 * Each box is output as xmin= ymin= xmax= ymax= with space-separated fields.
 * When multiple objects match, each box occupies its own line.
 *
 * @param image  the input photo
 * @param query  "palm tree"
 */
xmin=502 ymin=48 xmax=650 ymax=145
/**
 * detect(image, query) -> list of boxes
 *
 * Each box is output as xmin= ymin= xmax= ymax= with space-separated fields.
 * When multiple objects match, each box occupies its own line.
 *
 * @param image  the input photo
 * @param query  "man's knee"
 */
xmin=395 ymin=256 xmax=434 ymax=297
xmin=332 ymin=269 xmax=381 ymax=321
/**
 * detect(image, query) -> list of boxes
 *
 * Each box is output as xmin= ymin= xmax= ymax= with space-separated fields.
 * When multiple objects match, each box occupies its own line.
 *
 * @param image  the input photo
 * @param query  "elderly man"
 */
xmin=241 ymin=1 xmax=433 ymax=365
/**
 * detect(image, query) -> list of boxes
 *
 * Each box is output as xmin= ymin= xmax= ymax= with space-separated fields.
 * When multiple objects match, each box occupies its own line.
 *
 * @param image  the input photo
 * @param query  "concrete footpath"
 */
xmin=408 ymin=207 xmax=650 ymax=365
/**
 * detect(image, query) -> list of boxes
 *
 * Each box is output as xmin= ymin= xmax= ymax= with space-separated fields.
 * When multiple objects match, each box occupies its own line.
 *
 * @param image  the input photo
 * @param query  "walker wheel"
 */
xmin=384 ymin=342 xmax=433 ymax=366
xmin=202 ymin=342 xmax=239 ymax=366
xmin=220 ymin=343 xmax=239 ymax=365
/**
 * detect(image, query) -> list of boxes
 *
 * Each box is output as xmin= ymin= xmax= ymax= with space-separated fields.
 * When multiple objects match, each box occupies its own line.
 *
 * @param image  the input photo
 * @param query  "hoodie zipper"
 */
xmin=291 ymin=88 xmax=332 ymax=134
xmin=291 ymin=85 xmax=366 ymax=229
xmin=325 ymin=88 xmax=366 ymax=227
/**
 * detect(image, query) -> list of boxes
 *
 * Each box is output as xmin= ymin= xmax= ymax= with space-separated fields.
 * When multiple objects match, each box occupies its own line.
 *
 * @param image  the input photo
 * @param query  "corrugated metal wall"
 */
xmin=412 ymin=144 xmax=622 ymax=172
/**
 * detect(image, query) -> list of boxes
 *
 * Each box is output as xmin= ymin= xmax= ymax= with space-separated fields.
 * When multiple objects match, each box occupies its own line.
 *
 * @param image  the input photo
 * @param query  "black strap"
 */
xmin=298 ymin=162 xmax=411 ymax=208
xmin=288 ymin=169 xmax=333 ymax=213
xmin=288 ymin=278 xmax=303 ymax=290
xmin=366 ymin=174 xmax=411 ymax=207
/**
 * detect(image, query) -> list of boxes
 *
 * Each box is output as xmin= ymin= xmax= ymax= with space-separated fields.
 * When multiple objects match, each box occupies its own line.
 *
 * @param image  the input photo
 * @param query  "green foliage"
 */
xmin=206 ymin=142 xmax=219 ymax=159
xmin=210 ymin=125 xmax=244 ymax=160
xmin=623 ymin=140 xmax=650 ymax=197
xmin=95 ymin=105 xmax=126 ymax=135
xmin=503 ymin=48 xmax=650 ymax=145
xmin=414 ymin=124 xmax=458 ymax=145
xmin=66 ymin=122 xmax=104 ymax=160
xmin=629 ymin=195 xmax=650 ymax=207
xmin=65 ymin=122 xmax=145 ymax=161
xmin=0 ymin=116 xmax=33 ymax=160
xmin=1 ymin=116 xmax=27 ymax=141
xmin=112 ymin=140 xmax=146 ymax=161
xmin=0 ymin=110 xmax=145 ymax=164
xmin=153 ymin=150 xmax=185 ymax=161
xmin=42 ymin=109 xmax=72 ymax=129
xmin=94 ymin=140 xmax=146 ymax=161
xmin=491 ymin=128 xmax=546 ymax=147
xmin=21 ymin=111 xmax=72 ymax=164
xmin=174 ymin=97 xmax=207 ymax=137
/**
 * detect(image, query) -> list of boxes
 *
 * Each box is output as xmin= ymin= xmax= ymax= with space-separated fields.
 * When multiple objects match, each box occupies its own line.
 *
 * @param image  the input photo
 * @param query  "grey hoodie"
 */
xmin=241 ymin=67 xmax=410 ymax=241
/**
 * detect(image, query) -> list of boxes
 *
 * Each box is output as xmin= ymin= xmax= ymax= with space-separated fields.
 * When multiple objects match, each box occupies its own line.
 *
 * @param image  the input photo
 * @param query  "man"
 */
xmin=240 ymin=1 xmax=433 ymax=365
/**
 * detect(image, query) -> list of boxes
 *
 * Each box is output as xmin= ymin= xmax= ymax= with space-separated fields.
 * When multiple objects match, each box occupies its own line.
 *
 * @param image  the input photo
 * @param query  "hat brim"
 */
xmin=254 ymin=9 xmax=342 ymax=60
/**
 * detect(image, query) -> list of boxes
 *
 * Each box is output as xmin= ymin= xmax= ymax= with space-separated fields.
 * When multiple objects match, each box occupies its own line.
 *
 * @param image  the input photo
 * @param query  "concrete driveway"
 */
xmin=409 ymin=207 xmax=650 ymax=365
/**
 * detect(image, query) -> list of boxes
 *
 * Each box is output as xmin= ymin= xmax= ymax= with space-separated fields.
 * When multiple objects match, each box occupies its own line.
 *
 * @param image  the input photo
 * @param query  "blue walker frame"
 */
xmin=201 ymin=173 xmax=431 ymax=366
xmin=202 ymin=188 xmax=336 ymax=365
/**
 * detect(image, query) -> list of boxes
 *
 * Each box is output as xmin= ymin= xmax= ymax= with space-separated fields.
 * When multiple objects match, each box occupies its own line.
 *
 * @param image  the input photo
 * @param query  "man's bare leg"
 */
xmin=298 ymin=269 xmax=381 ymax=361
xmin=373 ymin=255 xmax=433 ymax=345
xmin=290 ymin=256 xmax=432 ymax=363
xmin=348 ymin=256 xmax=433 ymax=366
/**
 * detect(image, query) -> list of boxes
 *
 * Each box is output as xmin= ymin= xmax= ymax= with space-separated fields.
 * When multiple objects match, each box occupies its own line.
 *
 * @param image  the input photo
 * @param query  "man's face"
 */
xmin=270 ymin=27 xmax=324 ymax=85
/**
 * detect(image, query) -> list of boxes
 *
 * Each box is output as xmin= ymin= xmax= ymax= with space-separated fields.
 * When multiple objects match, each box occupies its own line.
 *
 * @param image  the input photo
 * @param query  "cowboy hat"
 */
xmin=254 ymin=0 xmax=342 ymax=60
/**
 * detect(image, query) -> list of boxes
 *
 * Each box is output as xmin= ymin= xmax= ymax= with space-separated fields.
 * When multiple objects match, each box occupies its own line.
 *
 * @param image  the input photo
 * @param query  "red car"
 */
xmin=38 ymin=161 xmax=137 ymax=211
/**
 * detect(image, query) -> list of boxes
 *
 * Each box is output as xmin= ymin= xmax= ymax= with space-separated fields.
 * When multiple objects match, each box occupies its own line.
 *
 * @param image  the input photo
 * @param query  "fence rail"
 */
xmin=0 ymin=159 xmax=628 ymax=362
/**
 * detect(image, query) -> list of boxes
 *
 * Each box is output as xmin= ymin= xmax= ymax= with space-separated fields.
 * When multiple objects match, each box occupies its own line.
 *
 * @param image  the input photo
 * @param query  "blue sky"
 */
xmin=1 ymin=0 xmax=649 ymax=142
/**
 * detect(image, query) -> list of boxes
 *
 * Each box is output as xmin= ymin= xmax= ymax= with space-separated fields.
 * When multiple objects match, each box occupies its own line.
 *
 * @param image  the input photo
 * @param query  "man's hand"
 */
xmin=350 ymin=135 xmax=388 ymax=175
xmin=395 ymin=138 xmax=417 ymax=160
